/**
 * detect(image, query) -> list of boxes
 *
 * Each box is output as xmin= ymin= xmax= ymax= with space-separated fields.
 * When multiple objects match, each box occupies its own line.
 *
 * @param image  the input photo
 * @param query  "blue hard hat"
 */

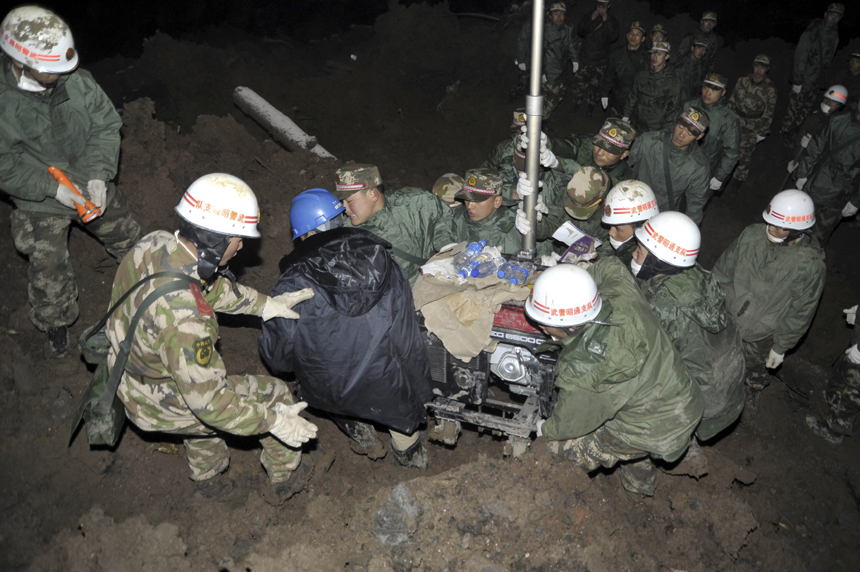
xmin=290 ymin=188 xmax=346 ymax=239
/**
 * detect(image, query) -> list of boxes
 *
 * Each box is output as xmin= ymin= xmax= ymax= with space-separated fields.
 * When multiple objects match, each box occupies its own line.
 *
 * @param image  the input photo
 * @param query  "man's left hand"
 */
xmin=709 ymin=177 xmax=723 ymax=191
xmin=87 ymin=180 xmax=107 ymax=211
xmin=766 ymin=349 xmax=784 ymax=369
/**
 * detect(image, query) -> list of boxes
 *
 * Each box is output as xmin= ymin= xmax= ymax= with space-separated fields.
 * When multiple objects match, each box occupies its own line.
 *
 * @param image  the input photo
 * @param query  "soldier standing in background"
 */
xmin=601 ymin=22 xmax=649 ymax=116
xmin=572 ymin=0 xmax=619 ymax=116
xmin=727 ymin=54 xmax=778 ymax=192
xmin=833 ymin=51 xmax=860 ymax=110
xmin=624 ymin=42 xmax=681 ymax=133
xmin=673 ymin=35 xmax=709 ymax=102
xmin=780 ymin=3 xmax=842 ymax=145
xmin=677 ymin=12 xmax=722 ymax=74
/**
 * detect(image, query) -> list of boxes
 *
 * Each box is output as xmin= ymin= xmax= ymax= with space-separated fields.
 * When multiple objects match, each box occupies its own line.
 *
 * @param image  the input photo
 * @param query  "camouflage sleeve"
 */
xmin=157 ymin=319 xmax=273 ymax=435
xmin=791 ymin=28 xmax=812 ymax=86
xmin=516 ymin=21 xmax=531 ymax=64
xmin=570 ymin=29 xmax=581 ymax=63
xmin=772 ymin=258 xmax=825 ymax=354
xmin=206 ymin=278 xmax=268 ymax=316
xmin=796 ymin=117 xmax=830 ymax=179
xmin=535 ymin=202 xmax=567 ymax=240
xmin=77 ymin=71 xmax=122 ymax=182
xmin=623 ymin=75 xmax=640 ymax=118
xmin=0 ymin=136 xmax=58 ymax=202
xmin=758 ymin=85 xmax=777 ymax=135
xmin=601 ymin=51 xmax=617 ymax=95
xmin=683 ymin=163 xmax=711 ymax=225
xmin=483 ymin=139 xmax=512 ymax=171
xmin=665 ymin=77 xmax=682 ymax=130
xmin=714 ymin=120 xmax=741 ymax=182
xmin=711 ymin=232 xmax=741 ymax=286
xmin=429 ymin=194 xmax=458 ymax=251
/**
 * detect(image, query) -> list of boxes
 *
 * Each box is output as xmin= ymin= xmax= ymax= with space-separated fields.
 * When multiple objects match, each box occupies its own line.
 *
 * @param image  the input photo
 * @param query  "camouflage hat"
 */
xmin=650 ymin=41 xmax=671 ymax=54
xmin=826 ymin=3 xmax=844 ymax=15
xmin=511 ymin=108 xmax=527 ymax=129
xmin=754 ymin=54 xmax=771 ymax=66
xmin=651 ymin=23 xmax=667 ymax=35
xmin=596 ymin=0 xmax=611 ymax=4
xmin=432 ymin=173 xmax=464 ymax=205
xmin=629 ymin=21 xmax=647 ymax=35
xmin=549 ymin=2 xmax=566 ymax=12
xmin=703 ymin=73 xmax=728 ymax=90
xmin=564 ymin=167 xmax=611 ymax=220
xmin=454 ymin=168 xmax=502 ymax=202
xmin=701 ymin=11 xmax=717 ymax=22
xmin=692 ymin=34 xmax=709 ymax=49
xmin=678 ymin=105 xmax=710 ymax=134
xmin=334 ymin=163 xmax=382 ymax=198
xmin=593 ymin=117 xmax=636 ymax=155
xmin=851 ymin=52 xmax=860 ymax=60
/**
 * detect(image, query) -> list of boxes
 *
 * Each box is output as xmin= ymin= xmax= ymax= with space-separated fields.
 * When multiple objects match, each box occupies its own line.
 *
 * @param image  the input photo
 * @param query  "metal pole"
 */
xmin=520 ymin=0 xmax=545 ymax=259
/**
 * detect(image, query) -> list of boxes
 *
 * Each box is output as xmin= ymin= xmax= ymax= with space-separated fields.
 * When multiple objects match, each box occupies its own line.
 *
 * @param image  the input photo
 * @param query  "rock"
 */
xmin=371 ymin=483 xmax=423 ymax=546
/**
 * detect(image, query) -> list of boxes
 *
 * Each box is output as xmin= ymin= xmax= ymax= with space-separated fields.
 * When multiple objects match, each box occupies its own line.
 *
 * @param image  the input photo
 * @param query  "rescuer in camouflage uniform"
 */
xmin=571 ymin=0 xmax=619 ymax=115
xmin=548 ymin=117 xmax=638 ymax=187
xmin=107 ymin=174 xmax=318 ymax=500
xmin=649 ymin=24 xmax=667 ymax=50
xmin=683 ymin=73 xmax=740 ymax=195
xmin=631 ymin=212 xmax=745 ymax=440
xmin=516 ymin=2 xmax=580 ymax=120
xmin=780 ymin=3 xmax=842 ymax=143
xmin=793 ymin=98 xmax=860 ymax=246
xmin=601 ymin=180 xmax=660 ymax=267
xmin=335 ymin=164 xmax=457 ymax=286
xmin=627 ymin=106 xmax=712 ymax=224
xmin=712 ymin=190 xmax=825 ymax=405
xmin=601 ymin=21 xmax=649 ymax=116
xmin=624 ymin=42 xmax=682 ymax=133
xmin=673 ymin=35 xmax=708 ymax=102
xmin=806 ymin=304 xmax=860 ymax=444
xmin=727 ymin=54 xmax=778 ymax=187
xmin=676 ymin=12 xmax=722 ymax=74
xmin=785 ymin=85 xmax=847 ymax=161
xmin=532 ymin=166 xmax=611 ymax=247
xmin=530 ymin=259 xmax=703 ymax=497
xmin=0 ymin=6 xmax=141 ymax=357
xmin=432 ymin=172 xmax=464 ymax=209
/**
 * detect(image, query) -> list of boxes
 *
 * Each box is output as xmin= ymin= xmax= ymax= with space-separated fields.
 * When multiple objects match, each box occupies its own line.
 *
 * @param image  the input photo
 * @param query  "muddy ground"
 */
xmin=2 ymin=2 xmax=860 ymax=571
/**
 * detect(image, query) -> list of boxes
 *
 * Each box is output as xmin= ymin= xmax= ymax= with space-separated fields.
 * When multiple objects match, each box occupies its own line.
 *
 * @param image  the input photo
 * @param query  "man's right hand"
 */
xmin=601 ymin=97 xmax=609 ymax=110
xmin=55 ymin=182 xmax=87 ymax=210
xmin=516 ymin=60 xmax=526 ymax=71
xmin=791 ymin=84 xmax=802 ymax=94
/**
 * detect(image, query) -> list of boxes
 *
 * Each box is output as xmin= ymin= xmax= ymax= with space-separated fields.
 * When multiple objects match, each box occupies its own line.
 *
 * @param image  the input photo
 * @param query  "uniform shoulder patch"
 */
xmin=193 ymin=337 xmax=213 ymax=367
xmin=189 ymin=282 xmax=214 ymax=317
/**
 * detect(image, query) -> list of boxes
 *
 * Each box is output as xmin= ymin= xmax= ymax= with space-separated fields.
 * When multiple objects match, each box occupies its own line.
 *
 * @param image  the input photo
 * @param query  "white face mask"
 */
xmin=16 ymin=69 xmax=47 ymax=92
xmin=765 ymin=226 xmax=785 ymax=243
xmin=609 ymin=236 xmax=631 ymax=250
xmin=630 ymin=257 xmax=643 ymax=276
xmin=821 ymin=102 xmax=833 ymax=114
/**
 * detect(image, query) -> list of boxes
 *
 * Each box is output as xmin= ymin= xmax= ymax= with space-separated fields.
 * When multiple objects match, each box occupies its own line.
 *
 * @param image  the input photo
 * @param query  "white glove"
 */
xmin=572 ymin=62 xmax=580 ymax=74
xmin=792 ymin=84 xmax=802 ymax=94
xmin=519 ymin=126 xmax=548 ymax=153
xmin=709 ymin=177 xmax=723 ymax=191
xmin=842 ymin=201 xmax=859 ymax=217
xmin=534 ymin=193 xmax=549 ymax=216
xmin=269 ymin=402 xmax=318 ymax=447
xmin=755 ymin=134 xmax=766 ymax=144
xmin=846 ymin=344 xmax=860 ymax=366
xmin=540 ymin=252 xmax=561 ymax=267
xmin=796 ymin=177 xmax=807 ymax=190
xmin=540 ymin=147 xmax=559 ymax=169
xmin=787 ymin=160 xmax=798 ymax=173
xmin=516 ymin=172 xmax=542 ymax=198
xmin=262 ymin=288 xmax=315 ymax=321
xmin=535 ymin=419 xmax=546 ymax=437
xmin=800 ymin=134 xmax=811 ymax=148
xmin=515 ymin=208 xmax=532 ymax=235
xmin=766 ymin=349 xmax=785 ymax=369
xmin=845 ymin=305 xmax=858 ymax=325
xmin=516 ymin=60 xmax=526 ymax=71
xmin=54 ymin=182 xmax=87 ymax=210
xmin=622 ymin=116 xmax=630 ymax=123
xmin=541 ymin=74 xmax=547 ymax=84
xmin=601 ymin=97 xmax=609 ymax=110
xmin=87 ymin=180 xmax=107 ymax=211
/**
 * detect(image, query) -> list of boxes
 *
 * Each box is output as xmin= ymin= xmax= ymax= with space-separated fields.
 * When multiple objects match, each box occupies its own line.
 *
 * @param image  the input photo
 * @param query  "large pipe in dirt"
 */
xmin=520 ymin=0 xmax=545 ymax=259
xmin=232 ymin=87 xmax=336 ymax=159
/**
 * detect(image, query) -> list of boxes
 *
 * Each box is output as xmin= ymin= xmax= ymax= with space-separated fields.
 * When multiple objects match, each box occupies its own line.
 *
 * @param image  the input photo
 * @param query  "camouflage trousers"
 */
xmin=121 ymin=373 xmax=301 ymax=483
xmin=543 ymin=81 xmax=567 ymax=121
xmin=569 ymin=64 xmax=606 ymax=111
xmin=780 ymin=89 xmax=818 ymax=136
xmin=10 ymin=189 xmax=141 ymax=332
xmin=823 ymin=351 xmax=860 ymax=436
xmin=732 ymin=125 xmax=762 ymax=182
xmin=810 ymin=201 xmax=843 ymax=249
xmin=547 ymin=425 xmax=657 ymax=496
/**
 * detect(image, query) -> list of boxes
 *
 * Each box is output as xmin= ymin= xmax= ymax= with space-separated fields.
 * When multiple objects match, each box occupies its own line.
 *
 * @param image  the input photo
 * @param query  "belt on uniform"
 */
xmin=735 ymin=108 xmax=764 ymax=119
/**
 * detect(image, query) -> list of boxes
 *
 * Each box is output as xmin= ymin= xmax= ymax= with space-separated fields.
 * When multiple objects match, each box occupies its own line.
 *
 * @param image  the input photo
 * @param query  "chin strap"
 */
xmin=216 ymin=266 xmax=242 ymax=298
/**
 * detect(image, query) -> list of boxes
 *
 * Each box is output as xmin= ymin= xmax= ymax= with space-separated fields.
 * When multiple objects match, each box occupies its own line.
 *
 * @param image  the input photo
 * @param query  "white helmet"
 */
xmin=525 ymin=265 xmax=602 ymax=327
xmin=602 ymin=180 xmax=660 ymax=225
xmin=824 ymin=84 xmax=848 ymax=104
xmin=0 ymin=6 xmax=78 ymax=74
xmin=635 ymin=211 xmax=700 ymax=267
xmin=762 ymin=189 xmax=815 ymax=230
xmin=175 ymin=173 xmax=261 ymax=238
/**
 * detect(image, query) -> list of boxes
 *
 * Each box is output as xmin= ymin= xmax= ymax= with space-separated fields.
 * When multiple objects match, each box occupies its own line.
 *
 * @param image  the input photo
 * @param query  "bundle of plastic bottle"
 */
xmin=470 ymin=252 xmax=505 ymax=278
xmin=497 ymin=260 xmax=535 ymax=285
xmin=454 ymin=240 xmax=488 ymax=277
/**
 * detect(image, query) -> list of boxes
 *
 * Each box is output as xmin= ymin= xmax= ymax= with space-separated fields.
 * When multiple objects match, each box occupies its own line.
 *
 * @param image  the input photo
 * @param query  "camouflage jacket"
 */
xmin=637 ymin=265 xmax=745 ymax=440
xmin=451 ymin=206 xmax=555 ymax=257
xmin=712 ymin=224 xmax=826 ymax=354
xmin=791 ymin=19 xmax=839 ymax=92
xmin=728 ymin=74 xmax=777 ymax=136
xmin=677 ymin=29 xmax=722 ymax=73
xmin=517 ymin=17 xmax=580 ymax=86
xmin=549 ymin=134 xmax=638 ymax=187
xmin=601 ymin=45 xmax=650 ymax=111
xmin=627 ymin=129 xmax=711 ymax=224
xmin=625 ymin=65 xmax=682 ymax=133
xmin=672 ymin=52 xmax=707 ymax=103
xmin=107 ymin=231 xmax=274 ymax=435
xmin=796 ymin=110 xmax=860 ymax=207
xmin=542 ymin=257 xmax=703 ymax=461
xmin=683 ymin=95 xmax=741 ymax=182
xmin=0 ymin=55 xmax=122 ymax=215
xmin=576 ymin=13 xmax=620 ymax=66
xmin=345 ymin=187 xmax=457 ymax=286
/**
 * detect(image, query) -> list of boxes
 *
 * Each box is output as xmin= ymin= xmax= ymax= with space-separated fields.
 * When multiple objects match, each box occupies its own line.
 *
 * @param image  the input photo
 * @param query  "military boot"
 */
xmin=193 ymin=474 xmax=236 ymax=500
xmin=805 ymin=415 xmax=844 ymax=445
xmin=392 ymin=439 xmax=429 ymax=470
xmin=337 ymin=418 xmax=388 ymax=460
xmin=48 ymin=326 xmax=71 ymax=358
xmin=266 ymin=463 xmax=313 ymax=506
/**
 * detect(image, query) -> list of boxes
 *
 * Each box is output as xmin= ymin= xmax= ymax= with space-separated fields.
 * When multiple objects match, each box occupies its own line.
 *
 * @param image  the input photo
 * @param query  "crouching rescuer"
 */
xmin=106 ymin=174 xmax=318 ymax=500
xmin=527 ymin=259 xmax=703 ymax=497
xmin=259 ymin=189 xmax=434 ymax=469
